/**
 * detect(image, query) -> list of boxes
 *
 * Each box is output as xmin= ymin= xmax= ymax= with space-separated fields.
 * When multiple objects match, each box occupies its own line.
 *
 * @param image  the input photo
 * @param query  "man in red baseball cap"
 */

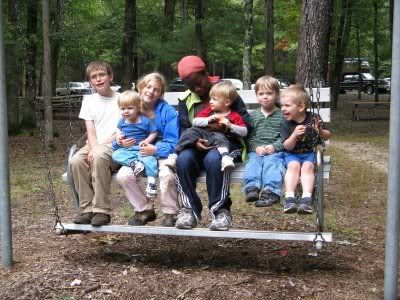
xmin=174 ymin=55 xmax=251 ymax=231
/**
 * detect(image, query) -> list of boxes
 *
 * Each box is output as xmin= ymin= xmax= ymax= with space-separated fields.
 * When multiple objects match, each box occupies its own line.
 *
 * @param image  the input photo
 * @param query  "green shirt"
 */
xmin=247 ymin=108 xmax=284 ymax=152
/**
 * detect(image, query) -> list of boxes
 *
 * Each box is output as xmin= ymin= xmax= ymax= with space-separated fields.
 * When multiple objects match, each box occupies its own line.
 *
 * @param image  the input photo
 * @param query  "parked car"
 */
xmin=168 ymin=78 xmax=188 ymax=92
xmin=221 ymin=78 xmax=244 ymax=90
xmin=56 ymin=82 xmax=92 ymax=96
xmin=111 ymin=84 xmax=122 ymax=92
xmin=339 ymin=73 xmax=390 ymax=94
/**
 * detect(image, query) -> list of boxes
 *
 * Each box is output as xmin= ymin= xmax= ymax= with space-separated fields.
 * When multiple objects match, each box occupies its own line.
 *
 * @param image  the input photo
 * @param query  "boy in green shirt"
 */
xmin=243 ymin=76 xmax=285 ymax=207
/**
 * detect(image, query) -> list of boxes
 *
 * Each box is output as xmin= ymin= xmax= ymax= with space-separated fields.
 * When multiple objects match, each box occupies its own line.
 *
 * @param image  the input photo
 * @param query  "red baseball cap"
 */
xmin=177 ymin=55 xmax=206 ymax=79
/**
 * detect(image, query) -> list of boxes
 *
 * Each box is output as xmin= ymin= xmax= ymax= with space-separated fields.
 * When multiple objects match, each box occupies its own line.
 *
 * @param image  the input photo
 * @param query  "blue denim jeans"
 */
xmin=242 ymin=152 xmax=285 ymax=196
xmin=112 ymin=146 xmax=158 ymax=177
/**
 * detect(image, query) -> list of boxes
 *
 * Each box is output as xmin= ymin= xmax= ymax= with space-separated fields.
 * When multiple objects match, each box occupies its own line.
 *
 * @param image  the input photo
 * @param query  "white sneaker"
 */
xmin=221 ymin=156 xmax=235 ymax=171
xmin=209 ymin=209 xmax=232 ymax=231
xmin=146 ymin=183 xmax=158 ymax=198
xmin=175 ymin=208 xmax=197 ymax=229
xmin=164 ymin=153 xmax=178 ymax=169
xmin=132 ymin=161 xmax=145 ymax=177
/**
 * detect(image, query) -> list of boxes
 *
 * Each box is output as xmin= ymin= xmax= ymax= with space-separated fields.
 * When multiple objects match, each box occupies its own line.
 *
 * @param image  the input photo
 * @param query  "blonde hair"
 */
xmin=254 ymin=76 xmax=280 ymax=95
xmin=209 ymin=81 xmax=239 ymax=105
xmin=118 ymin=91 xmax=142 ymax=112
xmin=137 ymin=72 xmax=166 ymax=96
xmin=86 ymin=61 xmax=113 ymax=79
xmin=280 ymin=84 xmax=311 ymax=109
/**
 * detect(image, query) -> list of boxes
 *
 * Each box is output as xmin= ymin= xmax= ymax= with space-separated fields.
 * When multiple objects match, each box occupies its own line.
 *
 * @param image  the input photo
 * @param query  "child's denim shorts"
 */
xmin=284 ymin=152 xmax=315 ymax=166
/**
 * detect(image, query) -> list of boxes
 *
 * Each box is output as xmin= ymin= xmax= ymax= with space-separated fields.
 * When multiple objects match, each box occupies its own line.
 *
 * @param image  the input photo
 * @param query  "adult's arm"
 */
xmin=178 ymin=99 xmax=191 ymax=135
xmin=231 ymin=95 xmax=251 ymax=133
xmin=155 ymin=104 xmax=180 ymax=159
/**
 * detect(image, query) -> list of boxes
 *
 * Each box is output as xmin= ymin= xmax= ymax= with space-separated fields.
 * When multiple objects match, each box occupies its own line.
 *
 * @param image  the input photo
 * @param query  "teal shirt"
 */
xmin=247 ymin=108 xmax=284 ymax=152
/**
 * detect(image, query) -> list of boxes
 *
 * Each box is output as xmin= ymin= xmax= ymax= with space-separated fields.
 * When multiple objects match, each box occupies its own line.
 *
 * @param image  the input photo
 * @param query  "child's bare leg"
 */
xmin=300 ymin=162 xmax=315 ymax=194
xmin=284 ymin=161 xmax=301 ymax=193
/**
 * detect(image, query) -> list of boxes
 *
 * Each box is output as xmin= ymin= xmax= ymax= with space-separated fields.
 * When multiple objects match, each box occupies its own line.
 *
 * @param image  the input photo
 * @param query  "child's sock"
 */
xmin=148 ymin=176 xmax=156 ymax=184
xmin=302 ymin=192 xmax=312 ymax=198
xmin=285 ymin=191 xmax=295 ymax=199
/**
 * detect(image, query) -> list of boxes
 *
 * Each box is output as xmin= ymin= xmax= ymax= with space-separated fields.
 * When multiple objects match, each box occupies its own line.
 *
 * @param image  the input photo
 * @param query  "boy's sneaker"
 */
xmin=91 ymin=213 xmax=111 ymax=226
xmin=255 ymin=190 xmax=280 ymax=207
xmin=146 ymin=183 xmax=158 ymax=198
xmin=164 ymin=153 xmax=178 ymax=169
xmin=297 ymin=197 xmax=314 ymax=214
xmin=244 ymin=186 xmax=260 ymax=202
xmin=283 ymin=197 xmax=298 ymax=214
xmin=221 ymin=156 xmax=235 ymax=171
xmin=209 ymin=209 xmax=232 ymax=231
xmin=132 ymin=161 xmax=145 ymax=177
xmin=73 ymin=212 xmax=93 ymax=224
xmin=175 ymin=208 xmax=197 ymax=229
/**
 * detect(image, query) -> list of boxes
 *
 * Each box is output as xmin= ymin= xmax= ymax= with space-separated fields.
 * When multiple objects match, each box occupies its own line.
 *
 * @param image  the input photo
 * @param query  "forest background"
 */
xmin=2 ymin=0 xmax=394 ymax=136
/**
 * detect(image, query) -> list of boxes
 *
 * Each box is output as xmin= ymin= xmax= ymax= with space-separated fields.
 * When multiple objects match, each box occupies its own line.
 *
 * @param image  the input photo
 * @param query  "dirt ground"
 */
xmin=0 ymin=93 xmax=391 ymax=299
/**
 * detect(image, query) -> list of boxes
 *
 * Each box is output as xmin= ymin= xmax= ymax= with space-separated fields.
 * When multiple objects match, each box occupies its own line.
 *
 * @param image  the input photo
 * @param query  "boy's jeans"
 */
xmin=242 ymin=152 xmax=285 ymax=197
xmin=112 ymin=146 xmax=158 ymax=177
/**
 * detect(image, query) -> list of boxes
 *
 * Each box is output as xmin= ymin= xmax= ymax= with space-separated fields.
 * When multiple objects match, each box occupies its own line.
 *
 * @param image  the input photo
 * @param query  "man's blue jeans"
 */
xmin=242 ymin=152 xmax=285 ymax=196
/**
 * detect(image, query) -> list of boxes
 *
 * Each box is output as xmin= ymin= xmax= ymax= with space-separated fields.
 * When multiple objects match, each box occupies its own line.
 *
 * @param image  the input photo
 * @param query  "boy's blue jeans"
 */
xmin=242 ymin=152 xmax=285 ymax=197
xmin=112 ymin=146 xmax=158 ymax=177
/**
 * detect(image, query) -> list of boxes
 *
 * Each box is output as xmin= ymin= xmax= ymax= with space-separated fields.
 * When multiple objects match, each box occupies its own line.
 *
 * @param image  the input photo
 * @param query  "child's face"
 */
xmin=209 ymin=95 xmax=230 ymax=112
xmin=120 ymin=105 xmax=139 ymax=121
xmin=89 ymin=69 xmax=113 ymax=96
xmin=140 ymin=80 xmax=163 ymax=107
xmin=256 ymin=88 xmax=277 ymax=109
xmin=280 ymin=95 xmax=306 ymax=121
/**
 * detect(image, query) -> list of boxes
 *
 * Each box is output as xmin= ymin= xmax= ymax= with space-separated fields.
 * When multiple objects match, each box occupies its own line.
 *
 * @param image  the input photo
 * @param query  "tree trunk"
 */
xmin=43 ymin=0 xmax=54 ymax=149
xmin=242 ymin=0 xmax=254 ymax=89
xmin=296 ymin=0 xmax=333 ymax=87
xmin=22 ymin=0 xmax=38 ymax=129
xmin=264 ymin=0 xmax=274 ymax=76
xmin=194 ymin=0 xmax=206 ymax=61
xmin=373 ymin=0 xmax=379 ymax=102
xmin=181 ymin=0 xmax=188 ymax=23
xmin=159 ymin=0 xmax=176 ymax=80
xmin=51 ymin=0 xmax=61 ymax=96
xmin=389 ymin=0 xmax=393 ymax=45
xmin=356 ymin=19 xmax=362 ymax=100
xmin=6 ymin=0 xmax=22 ymax=133
xmin=121 ymin=0 xmax=137 ymax=91
xmin=330 ymin=0 xmax=352 ymax=109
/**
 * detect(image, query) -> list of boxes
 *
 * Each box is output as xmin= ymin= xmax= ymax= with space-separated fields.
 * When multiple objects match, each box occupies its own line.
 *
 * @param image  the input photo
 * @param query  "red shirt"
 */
xmin=196 ymin=105 xmax=246 ymax=127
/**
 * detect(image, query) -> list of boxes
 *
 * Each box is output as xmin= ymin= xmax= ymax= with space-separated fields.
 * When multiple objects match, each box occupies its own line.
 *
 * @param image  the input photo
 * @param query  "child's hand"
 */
xmin=255 ymin=146 xmax=267 ymax=156
xmin=292 ymin=125 xmax=306 ymax=140
xmin=264 ymin=145 xmax=275 ymax=154
xmin=312 ymin=119 xmax=323 ymax=132
xmin=208 ymin=115 xmax=219 ymax=124
xmin=117 ymin=134 xmax=135 ymax=147
xmin=138 ymin=141 xmax=147 ymax=147
xmin=219 ymin=117 xmax=231 ymax=128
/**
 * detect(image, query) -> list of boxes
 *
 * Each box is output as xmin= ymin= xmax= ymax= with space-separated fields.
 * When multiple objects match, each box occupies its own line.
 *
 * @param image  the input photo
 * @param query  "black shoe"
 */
xmin=283 ymin=197 xmax=298 ymax=214
xmin=91 ymin=213 xmax=111 ymax=226
xmin=128 ymin=209 xmax=157 ymax=226
xmin=245 ymin=186 xmax=260 ymax=202
xmin=297 ymin=197 xmax=314 ymax=214
xmin=73 ymin=212 xmax=93 ymax=224
xmin=161 ymin=214 xmax=177 ymax=227
xmin=255 ymin=190 xmax=280 ymax=207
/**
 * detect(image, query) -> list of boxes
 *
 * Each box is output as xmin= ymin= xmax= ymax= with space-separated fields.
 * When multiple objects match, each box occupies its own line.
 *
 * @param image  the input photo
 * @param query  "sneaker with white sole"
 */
xmin=175 ymin=208 xmax=197 ymax=229
xmin=221 ymin=156 xmax=235 ymax=171
xmin=146 ymin=183 xmax=158 ymax=198
xmin=209 ymin=209 xmax=232 ymax=231
xmin=297 ymin=197 xmax=313 ymax=214
xmin=164 ymin=153 xmax=178 ymax=169
xmin=132 ymin=161 xmax=145 ymax=177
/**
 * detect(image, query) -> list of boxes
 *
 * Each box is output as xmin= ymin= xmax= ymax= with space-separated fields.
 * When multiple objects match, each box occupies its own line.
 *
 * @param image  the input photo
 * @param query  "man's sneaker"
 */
xmin=73 ymin=212 xmax=93 ymax=224
xmin=128 ymin=209 xmax=157 ymax=226
xmin=175 ymin=208 xmax=197 ymax=229
xmin=209 ymin=209 xmax=232 ymax=231
xmin=221 ymin=156 xmax=235 ymax=171
xmin=161 ymin=214 xmax=177 ymax=227
xmin=297 ymin=197 xmax=314 ymax=214
xmin=244 ymin=186 xmax=260 ymax=202
xmin=146 ymin=183 xmax=158 ymax=198
xmin=132 ymin=161 xmax=145 ymax=177
xmin=164 ymin=153 xmax=178 ymax=169
xmin=283 ymin=197 xmax=298 ymax=214
xmin=91 ymin=213 xmax=111 ymax=226
xmin=255 ymin=190 xmax=280 ymax=207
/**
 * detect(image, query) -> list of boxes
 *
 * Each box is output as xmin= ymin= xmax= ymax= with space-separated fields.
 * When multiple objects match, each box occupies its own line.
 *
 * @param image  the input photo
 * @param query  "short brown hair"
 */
xmin=137 ymin=72 xmax=166 ymax=96
xmin=280 ymin=84 xmax=310 ymax=109
xmin=209 ymin=81 xmax=238 ymax=105
xmin=254 ymin=76 xmax=280 ymax=95
xmin=86 ymin=61 xmax=113 ymax=79
xmin=118 ymin=91 xmax=142 ymax=112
